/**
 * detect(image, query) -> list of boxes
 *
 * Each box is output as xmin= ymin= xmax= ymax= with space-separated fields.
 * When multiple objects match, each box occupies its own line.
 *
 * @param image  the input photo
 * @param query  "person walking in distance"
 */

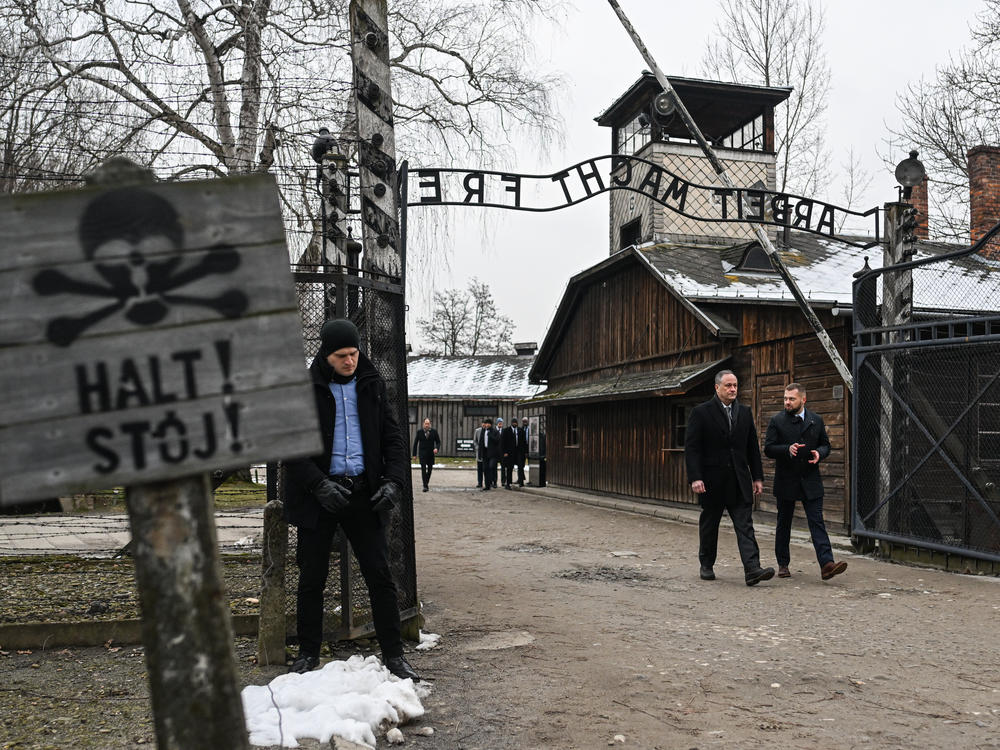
xmin=684 ymin=370 xmax=775 ymax=586
xmin=473 ymin=419 xmax=487 ymax=488
xmin=282 ymin=318 xmax=420 ymax=680
xmin=412 ymin=418 xmax=441 ymax=493
xmin=764 ymin=383 xmax=847 ymax=581
xmin=479 ymin=417 xmax=501 ymax=490
xmin=500 ymin=417 xmax=517 ymax=489
xmin=516 ymin=417 xmax=530 ymax=486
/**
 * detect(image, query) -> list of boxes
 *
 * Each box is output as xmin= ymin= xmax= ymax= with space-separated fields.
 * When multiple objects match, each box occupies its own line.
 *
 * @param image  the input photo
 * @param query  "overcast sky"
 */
xmin=402 ymin=0 xmax=985 ymax=351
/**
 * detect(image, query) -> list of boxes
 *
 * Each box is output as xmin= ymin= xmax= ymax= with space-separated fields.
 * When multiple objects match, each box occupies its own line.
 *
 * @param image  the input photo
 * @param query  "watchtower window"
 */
xmin=620 ymin=218 xmax=641 ymax=250
xmin=615 ymin=112 xmax=651 ymax=156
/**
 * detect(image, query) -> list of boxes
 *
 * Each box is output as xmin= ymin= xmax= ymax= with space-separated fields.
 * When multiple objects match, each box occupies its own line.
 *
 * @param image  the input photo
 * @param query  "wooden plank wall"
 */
xmin=407 ymin=398 xmax=539 ymax=458
xmin=546 ymin=260 xmax=721 ymax=382
xmin=546 ymin=396 xmax=701 ymax=505
xmin=543 ymin=307 xmax=852 ymax=527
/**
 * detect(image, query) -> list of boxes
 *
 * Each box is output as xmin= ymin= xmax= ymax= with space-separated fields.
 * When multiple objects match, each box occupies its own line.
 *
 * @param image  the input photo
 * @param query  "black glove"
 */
xmin=313 ymin=478 xmax=351 ymax=516
xmin=370 ymin=481 xmax=401 ymax=514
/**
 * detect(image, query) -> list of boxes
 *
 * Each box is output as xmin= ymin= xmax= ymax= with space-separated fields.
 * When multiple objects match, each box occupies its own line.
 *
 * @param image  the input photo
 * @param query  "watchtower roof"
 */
xmin=595 ymin=72 xmax=791 ymax=142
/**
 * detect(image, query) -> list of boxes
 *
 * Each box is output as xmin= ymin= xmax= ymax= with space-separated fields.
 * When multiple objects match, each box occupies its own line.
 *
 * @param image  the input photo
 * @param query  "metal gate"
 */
xmin=852 ymin=229 xmax=1000 ymax=562
xmin=270 ymin=262 xmax=418 ymax=644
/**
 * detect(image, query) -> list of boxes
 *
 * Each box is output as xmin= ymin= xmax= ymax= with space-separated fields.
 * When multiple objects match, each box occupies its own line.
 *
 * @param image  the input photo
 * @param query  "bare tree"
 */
xmin=0 ymin=10 xmax=141 ymax=194
xmin=836 ymin=146 xmax=873 ymax=233
xmin=418 ymin=277 xmax=513 ymax=355
xmin=890 ymin=0 xmax=1000 ymax=240
xmin=702 ymin=0 xmax=830 ymax=195
xmin=8 ymin=0 xmax=563 ymax=255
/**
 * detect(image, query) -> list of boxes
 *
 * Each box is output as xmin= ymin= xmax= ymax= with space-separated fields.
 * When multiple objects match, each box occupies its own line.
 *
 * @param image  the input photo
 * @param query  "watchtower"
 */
xmin=596 ymin=72 xmax=791 ymax=252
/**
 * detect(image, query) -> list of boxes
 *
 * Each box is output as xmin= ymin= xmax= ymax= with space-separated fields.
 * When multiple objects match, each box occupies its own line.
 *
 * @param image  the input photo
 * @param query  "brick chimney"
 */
xmin=908 ymin=175 xmax=929 ymax=239
xmin=968 ymin=145 xmax=1000 ymax=258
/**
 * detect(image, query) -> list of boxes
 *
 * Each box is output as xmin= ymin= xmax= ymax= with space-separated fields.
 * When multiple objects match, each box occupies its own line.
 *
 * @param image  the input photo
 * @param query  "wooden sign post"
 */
xmin=0 ymin=159 xmax=322 ymax=749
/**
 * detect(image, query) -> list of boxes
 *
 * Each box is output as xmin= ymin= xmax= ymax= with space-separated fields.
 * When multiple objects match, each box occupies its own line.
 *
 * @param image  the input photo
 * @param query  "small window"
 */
xmin=671 ymin=403 xmax=688 ymax=448
xmin=566 ymin=412 xmax=580 ymax=447
xmin=408 ymin=406 xmax=417 ymax=424
xmin=620 ymin=218 xmax=641 ymax=250
xmin=464 ymin=404 xmax=499 ymax=417
xmin=736 ymin=243 xmax=776 ymax=273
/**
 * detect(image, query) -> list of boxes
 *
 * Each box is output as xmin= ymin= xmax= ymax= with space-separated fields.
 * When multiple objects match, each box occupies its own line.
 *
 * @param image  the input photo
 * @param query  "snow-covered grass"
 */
xmin=242 ymin=654 xmax=430 ymax=748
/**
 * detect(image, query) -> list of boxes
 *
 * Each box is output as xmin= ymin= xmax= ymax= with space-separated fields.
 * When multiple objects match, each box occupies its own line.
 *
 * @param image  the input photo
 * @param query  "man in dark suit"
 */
xmin=500 ymin=417 xmax=518 ymax=489
xmin=764 ymin=383 xmax=847 ymax=581
xmin=516 ymin=417 xmax=530 ymax=486
xmin=479 ymin=417 xmax=501 ymax=490
xmin=684 ymin=369 xmax=775 ymax=586
xmin=412 ymin=418 xmax=441 ymax=492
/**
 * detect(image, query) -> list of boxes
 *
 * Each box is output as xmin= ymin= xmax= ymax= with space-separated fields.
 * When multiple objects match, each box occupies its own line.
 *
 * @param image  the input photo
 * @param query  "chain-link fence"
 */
xmin=852 ymin=228 xmax=1000 ymax=562
xmin=275 ymin=265 xmax=417 ymax=646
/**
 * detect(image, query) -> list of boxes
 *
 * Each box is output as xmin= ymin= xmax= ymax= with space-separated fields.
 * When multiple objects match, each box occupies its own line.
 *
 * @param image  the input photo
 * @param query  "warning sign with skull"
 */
xmin=0 ymin=173 xmax=321 ymax=504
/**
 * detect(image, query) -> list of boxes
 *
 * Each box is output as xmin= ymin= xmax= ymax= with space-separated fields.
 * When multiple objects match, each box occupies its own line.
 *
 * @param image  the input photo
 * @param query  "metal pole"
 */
xmin=606 ymin=0 xmax=854 ymax=391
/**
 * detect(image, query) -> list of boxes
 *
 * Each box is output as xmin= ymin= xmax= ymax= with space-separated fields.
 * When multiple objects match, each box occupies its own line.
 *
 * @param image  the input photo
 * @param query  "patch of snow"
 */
xmin=242 ymin=655 xmax=429 ymax=748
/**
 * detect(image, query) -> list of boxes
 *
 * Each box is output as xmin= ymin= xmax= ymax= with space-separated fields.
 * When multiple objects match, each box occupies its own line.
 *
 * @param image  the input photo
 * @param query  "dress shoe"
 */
xmin=699 ymin=566 xmax=716 ymax=580
xmin=288 ymin=655 xmax=320 ymax=674
xmin=385 ymin=655 xmax=420 ymax=681
xmin=745 ymin=567 xmax=775 ymax=586
xmin=777 ymin=565 xmax=791 ymax=578
xmin=821 ymin=560 xmax=848 ymax=580
xmin=422 ymin=486 xmax=428 ymax=492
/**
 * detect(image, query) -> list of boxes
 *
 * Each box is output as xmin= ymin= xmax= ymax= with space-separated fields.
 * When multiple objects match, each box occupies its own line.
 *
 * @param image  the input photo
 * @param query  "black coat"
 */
xmin=516 ymin=426 xmax=529 ymax=459
xmin=764 ymin=408 xmax=830 ymax=500
xmin=479 ymin=427 xmax=502 ymax=460
xmin=283 ymin=352 xmax=408 ymax=529
xmin=500 ymin=425 xmax=517 ymax=456
xmin=412 ymin=428 xmax=441 ymax=463
xmin=684 ymin=396 xmax=764 ymax=505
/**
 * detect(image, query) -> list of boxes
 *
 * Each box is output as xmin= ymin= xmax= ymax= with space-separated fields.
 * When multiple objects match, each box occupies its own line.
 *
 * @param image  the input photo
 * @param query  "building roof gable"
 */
xmin=407 ymin=355 xmax=543 ymax=399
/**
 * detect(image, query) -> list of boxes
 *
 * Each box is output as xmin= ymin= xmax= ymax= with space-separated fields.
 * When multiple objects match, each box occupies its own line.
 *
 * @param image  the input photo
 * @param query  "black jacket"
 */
xmin=515 ymin=426 xmax=529 ymax=458
xmin=764 ymin=408 xmax=830 ymax=500
xmin=500 ymin=425 xmax=517 ymax=456
xmin=684 ymin=396 xmax=764 ymax=505
xmin=412 ymin=428 xmax=441 ymax=463
xmin=283 ymin=351 xmax=408 ymax=529
xmin=479 ymin=427 xmax=502 ymax=460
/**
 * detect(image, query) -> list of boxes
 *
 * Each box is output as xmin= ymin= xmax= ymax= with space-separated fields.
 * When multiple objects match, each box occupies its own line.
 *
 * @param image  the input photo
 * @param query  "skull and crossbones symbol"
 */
xmin=33 ymin=187 xmax=249 ymax=347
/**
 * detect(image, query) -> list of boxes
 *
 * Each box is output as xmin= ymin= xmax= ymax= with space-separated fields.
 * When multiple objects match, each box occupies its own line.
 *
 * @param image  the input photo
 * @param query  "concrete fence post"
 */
xmin=257 ymin=499 xmax=288 ymax=666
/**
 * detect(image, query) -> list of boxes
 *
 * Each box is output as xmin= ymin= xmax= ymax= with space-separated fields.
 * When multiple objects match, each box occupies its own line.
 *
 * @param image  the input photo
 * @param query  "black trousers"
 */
xmin=419 ymin=461 xmax=433 ymax=488
xmin=295 ymin=489 xmax=402 ymax=659
xmin=501 ymin=455 xmax=515 ymax=486
xmin=516 ymin=454 xmax=526 ymax=484
xmin=698 ymin=468 xmax=762 ymax=572
xmin=483 ymin=457 xmax=498 ymax=488
xmin=775 ymin=495 xmax=833 ymax=567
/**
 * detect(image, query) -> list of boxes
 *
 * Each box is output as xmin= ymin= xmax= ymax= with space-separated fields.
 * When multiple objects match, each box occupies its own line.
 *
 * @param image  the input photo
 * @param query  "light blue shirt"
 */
xmin=329 ymin=378 xmax=365 ymax=476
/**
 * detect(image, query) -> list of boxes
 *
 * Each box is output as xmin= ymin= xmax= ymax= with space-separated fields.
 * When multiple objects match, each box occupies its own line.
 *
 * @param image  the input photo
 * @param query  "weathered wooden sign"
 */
xmin=0 ymin=172 xmax=321 ymax=504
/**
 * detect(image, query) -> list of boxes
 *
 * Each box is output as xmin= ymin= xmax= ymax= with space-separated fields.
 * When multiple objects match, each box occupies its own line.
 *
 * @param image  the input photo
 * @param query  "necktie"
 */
xmin=726 ymin=404 xmax=734 ymax=429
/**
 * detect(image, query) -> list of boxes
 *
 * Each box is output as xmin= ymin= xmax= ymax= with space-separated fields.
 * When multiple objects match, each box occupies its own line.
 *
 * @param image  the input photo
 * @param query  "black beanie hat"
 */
xmin=320 ymin=319 xmax=361 ymax=357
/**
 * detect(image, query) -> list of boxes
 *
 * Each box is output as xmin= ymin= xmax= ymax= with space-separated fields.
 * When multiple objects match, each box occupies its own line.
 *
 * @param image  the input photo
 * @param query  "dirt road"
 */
xmin=410 ymin=472 xmax=1000 ymax=749
xmin=2 ymin=470 xmax=998 ymax=749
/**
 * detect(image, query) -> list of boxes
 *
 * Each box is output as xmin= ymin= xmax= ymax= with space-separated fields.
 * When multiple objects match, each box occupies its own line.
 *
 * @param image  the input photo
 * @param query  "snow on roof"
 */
xmin=407 ymin=355 xmax=544 ymax=399
xmin=638 ymin=233 xmax=1000 ymax=312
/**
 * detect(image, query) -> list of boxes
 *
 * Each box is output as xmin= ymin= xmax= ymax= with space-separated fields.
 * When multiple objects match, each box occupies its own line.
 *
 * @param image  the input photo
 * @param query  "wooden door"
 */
xmin=755 ymin=372 xmax=789 ymax=514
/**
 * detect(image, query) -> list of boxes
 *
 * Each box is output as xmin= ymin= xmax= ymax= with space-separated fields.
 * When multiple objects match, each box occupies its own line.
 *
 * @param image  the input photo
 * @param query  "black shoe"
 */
xmin=422 ymin=486 xmax=428 ymax=492
xmin=745 ymin=567 xmax=776 ymax=586
xmin=288 ymin=655 xmax=320 ymax=674
xmin=699 ymin=566 xmax=716 ymax=580
xmin=385 ymin=655 xmax=420 ymax=681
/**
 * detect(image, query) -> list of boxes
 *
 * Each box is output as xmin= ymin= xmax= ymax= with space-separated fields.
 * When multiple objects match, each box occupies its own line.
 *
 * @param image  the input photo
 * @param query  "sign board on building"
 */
xmin=455 ymin=438 xmax=476 ymax=453
xmin=0 ymin=173 xmax=321 ymax=504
